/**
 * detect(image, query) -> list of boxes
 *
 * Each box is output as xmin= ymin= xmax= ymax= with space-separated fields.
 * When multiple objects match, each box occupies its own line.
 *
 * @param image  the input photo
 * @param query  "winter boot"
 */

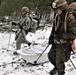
xmin=49 ymin=68 xmax=58 ymax=75
xmin=13 ymin=51 xmax=19 ymax=55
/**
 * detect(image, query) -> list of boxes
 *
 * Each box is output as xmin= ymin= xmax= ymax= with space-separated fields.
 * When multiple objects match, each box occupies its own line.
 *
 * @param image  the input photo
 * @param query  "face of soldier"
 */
xmin=55 ymin=9 xmax=62 ymax=14
xmin=21 ymin=11 xmax=26 ymax=15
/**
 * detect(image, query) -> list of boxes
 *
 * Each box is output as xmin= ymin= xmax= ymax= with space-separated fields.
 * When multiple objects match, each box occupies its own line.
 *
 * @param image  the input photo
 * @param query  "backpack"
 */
xmin=68 ymin=2 xmax=76 ymax=18
xmin=68 ymin=2 xmax=76 ymax=51
xmin=28 ymin=15 xmax=38 ymax=33
xmin=67 ymin=0 xmax=76 ymax=4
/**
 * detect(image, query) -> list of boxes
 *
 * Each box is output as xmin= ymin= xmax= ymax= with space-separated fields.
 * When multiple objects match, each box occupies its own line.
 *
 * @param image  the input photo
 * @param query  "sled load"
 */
xmin=16 ymin=27 xmax=51 ymax=64
xmin=17 ymin=44 xmax=50 ymax=64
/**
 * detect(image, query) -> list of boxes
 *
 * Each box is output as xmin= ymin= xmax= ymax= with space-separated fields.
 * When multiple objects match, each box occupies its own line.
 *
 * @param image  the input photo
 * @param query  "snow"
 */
xmin=0 ymin=27 xmax=76 ymax=75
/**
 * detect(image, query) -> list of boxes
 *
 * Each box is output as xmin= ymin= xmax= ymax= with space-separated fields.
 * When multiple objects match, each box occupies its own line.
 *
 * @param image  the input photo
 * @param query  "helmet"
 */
xmin=68 ymin=2 xmax=76 ymax=16
xmin=52 ymin=0 xmax=68 ymax=10
xmin=21 ymin=6 xmax=29 ymax=13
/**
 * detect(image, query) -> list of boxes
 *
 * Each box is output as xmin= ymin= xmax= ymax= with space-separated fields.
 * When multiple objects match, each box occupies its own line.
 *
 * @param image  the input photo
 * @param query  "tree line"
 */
xmin=0 ymin=0 xmax=75 ymax=22
xmin=0 ymin=0 xmax=53 ymax=20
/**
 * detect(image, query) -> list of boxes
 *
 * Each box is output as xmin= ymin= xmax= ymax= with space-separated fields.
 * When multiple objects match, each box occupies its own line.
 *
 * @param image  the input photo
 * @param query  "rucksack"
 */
xmin=68 ymin=2 xmax=76 ymax=18
xmin=28 ymin=15 xmax=38 ymax=33
xmin=68 ymin=2 xmax=76 ymax=51
xmin=66 ymin=0 xmax=76 ymax=4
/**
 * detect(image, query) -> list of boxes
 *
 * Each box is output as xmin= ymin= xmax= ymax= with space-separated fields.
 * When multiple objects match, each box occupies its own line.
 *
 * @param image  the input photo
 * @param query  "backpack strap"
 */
xmin=64 ymin=12 xmax=68 ymax=33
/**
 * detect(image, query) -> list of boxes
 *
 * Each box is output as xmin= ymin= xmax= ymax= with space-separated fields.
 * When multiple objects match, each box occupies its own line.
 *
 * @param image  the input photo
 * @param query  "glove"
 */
xmin=12 ymin=21 xmax=17 ymax=25
xmin=62 ymin=34 xmax=68 ymax=40
xmin=19 ymin=25 xmax=23 ymax=29
xmin=57 ymin=34 xmax=68 ymax=40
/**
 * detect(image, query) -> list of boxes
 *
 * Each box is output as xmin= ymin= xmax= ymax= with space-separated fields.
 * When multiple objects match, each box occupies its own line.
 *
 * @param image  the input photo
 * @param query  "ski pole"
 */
xmin=34 ymin=44 xmax=50 ymax=64
xmin=60 ymin=42 xmax=76 ymax=70
xmin=56 ymin=35 xmax=76 ymax=70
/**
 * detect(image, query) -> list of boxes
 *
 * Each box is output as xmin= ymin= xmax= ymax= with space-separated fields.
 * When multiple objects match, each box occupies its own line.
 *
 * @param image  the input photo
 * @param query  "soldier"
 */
xmin=48 ymin=0 xmax=76 ymax=75
xmin=15 ymin=6 xmax=31 ymax=50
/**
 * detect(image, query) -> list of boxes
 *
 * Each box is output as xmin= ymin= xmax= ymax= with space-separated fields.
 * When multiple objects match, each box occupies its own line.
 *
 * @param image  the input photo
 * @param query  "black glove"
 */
xmin=62 ymin=34 xmax=68 ymax=40
xmin=57 ymin=33 xmax=68 ymax=40
xmin=28 ymin=28 xmax=32 ymax=32
xmin=12 ymin=21 xmax=17 ymax=25
xmin=19 ymin=25 xmax=23 ymax=29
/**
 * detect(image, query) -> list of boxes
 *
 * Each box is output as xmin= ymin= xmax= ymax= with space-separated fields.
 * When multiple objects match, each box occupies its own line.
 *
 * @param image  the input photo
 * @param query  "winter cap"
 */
xmin=21 ymin=6 xmax=29 ymax=13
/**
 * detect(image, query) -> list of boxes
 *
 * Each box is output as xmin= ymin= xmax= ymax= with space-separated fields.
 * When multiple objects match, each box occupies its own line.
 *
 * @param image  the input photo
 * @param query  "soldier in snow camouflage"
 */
xmin=16 ymin=6 xmax=31 ymax=50
xmin=48 ymin=0 xmax=76 ymax=75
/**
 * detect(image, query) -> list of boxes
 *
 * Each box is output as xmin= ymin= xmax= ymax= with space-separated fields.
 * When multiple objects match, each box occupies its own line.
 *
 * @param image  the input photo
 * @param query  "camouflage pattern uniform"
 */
xmin=48 ymin=0 xmax=76 ymax=75
xmin=16 ymin=7 xmax=31 ymax=50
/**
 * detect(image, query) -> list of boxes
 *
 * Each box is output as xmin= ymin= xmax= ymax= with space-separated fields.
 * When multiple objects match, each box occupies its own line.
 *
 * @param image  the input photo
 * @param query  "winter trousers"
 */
xmin=48 ymin=42 xmax=71 ymax=75
xmin=16 ymin=30 xmax=29 ymax=50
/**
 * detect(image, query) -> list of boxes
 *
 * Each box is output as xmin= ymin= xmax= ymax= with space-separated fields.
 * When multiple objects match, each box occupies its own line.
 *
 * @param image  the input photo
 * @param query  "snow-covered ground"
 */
xmin=0 ymin=27 xmax=76 ymax=75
